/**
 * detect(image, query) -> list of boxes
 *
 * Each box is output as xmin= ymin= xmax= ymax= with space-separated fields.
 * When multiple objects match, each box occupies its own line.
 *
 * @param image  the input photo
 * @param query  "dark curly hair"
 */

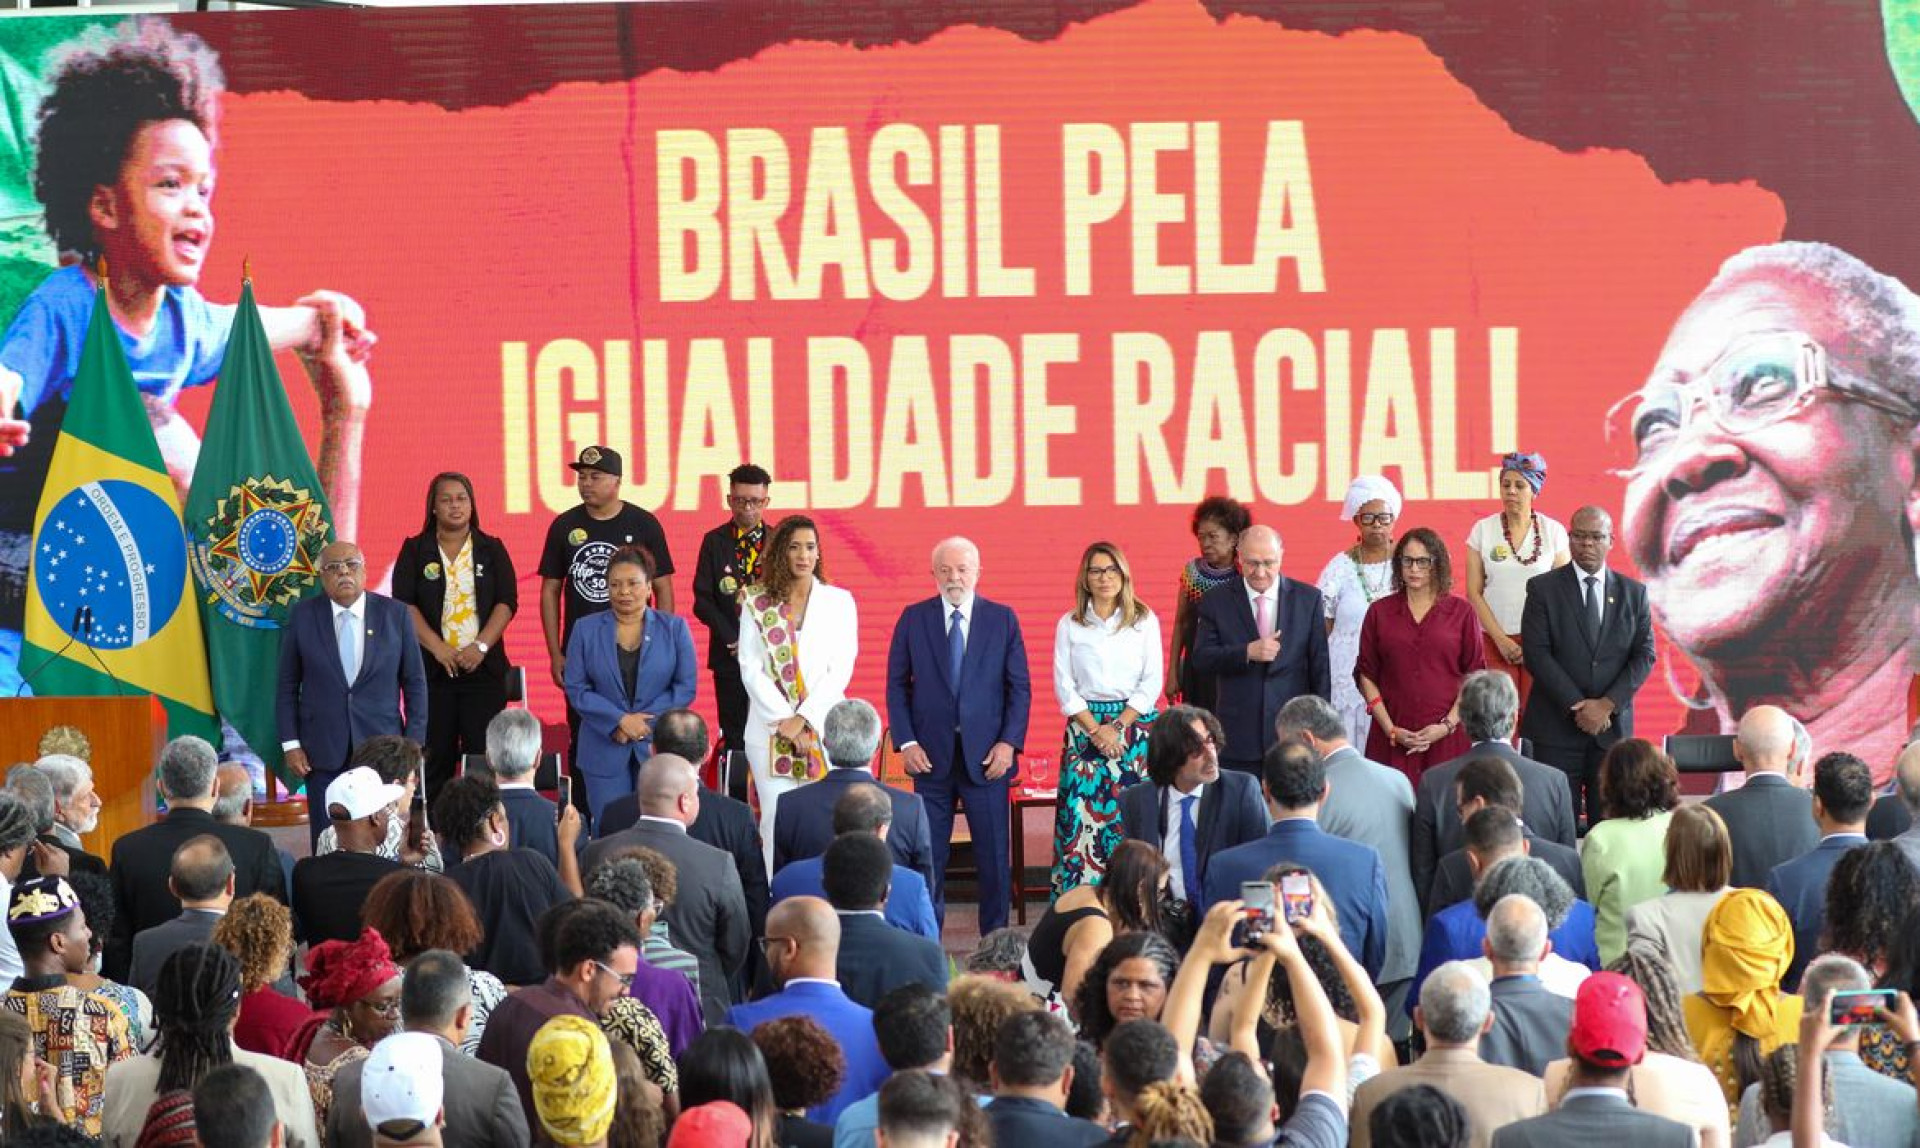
xmin=1073 ymin=932 xmax=1180 ymax=1049
xmin=1369 ymin=1083 xmax=1468 ymax=1148
xmin=64 ymin=869 xmax=113 ymax=962
xmin=1191 ymin=495 xmax=1252 ymax=538
xmin=1823 ymin=842 xmax=1920 ymax=972
xmin=1390 ymin=527 xmax=1453 ymax=595
xmin=34 ymin=19 xmax=223 ymax=259
xmin=432 ymin=774 xmax=502 ymax=853
xmin=1258 ymin=867 xmax=1358 ymax=1027
xmin=758 ymin=515 xmax=827 ymax=600
xmin=361 ymin=869 xmax=483 ymax=961
xmin=1598 ymin=738 xmax=1680 ymax=820
xmin=750 ymin=1015 xmax=846 ymax=1112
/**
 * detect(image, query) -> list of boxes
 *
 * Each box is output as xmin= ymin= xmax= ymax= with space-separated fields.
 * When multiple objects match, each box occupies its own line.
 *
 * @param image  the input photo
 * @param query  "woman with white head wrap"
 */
xmin=1315 ymin=476 xmax=1403 ymax=746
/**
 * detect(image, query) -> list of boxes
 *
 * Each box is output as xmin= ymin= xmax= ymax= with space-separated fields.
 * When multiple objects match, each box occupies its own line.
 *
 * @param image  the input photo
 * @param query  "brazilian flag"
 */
xmin=185 ymin=277 xmax=333 ymax=785
xmin=21 ymin=284 xmax=218 ymax=740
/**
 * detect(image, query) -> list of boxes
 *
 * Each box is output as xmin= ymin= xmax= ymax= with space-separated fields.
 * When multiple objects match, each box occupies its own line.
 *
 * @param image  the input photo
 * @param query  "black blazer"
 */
xmin=1426 ymin=830 xmax=1586 ymax=916
xmin=1116 ymin=770 xmax=1270 ymax=893
xmin=597 ymin=784 xmax=770 ymax=937
xmin=986 ymin=1096 xmax=1110 ymax=1147
xmin=1189 ymin=576 xmax=1331 ymax=765
xmin=691 ymin=521 xmax=753 ymax=670
xmin=20 ymin=832 xmax=105 ymax=881
xmin=498 ymin=787 xmax=560 ymax=866
xmin=772 ymin=769 xmax=936 ymax=886
xmin=128 ymin=908 xmax=223 ymax=995
xmin=106 ymin=808 xmax=286 ymax=981
xmin=1518 ymin=565 xmax=1655 ymax=749
xmin=1490 ymin=1093 xmax=1695 ymax=1148
xmin=1704 ymin=773 xmax=1820 ymax=889
xmin=390 ymin=530 xmax=519 ymax=682
xmin=1412 ymin=741 xmax=1578 ymax=910
xmin=833 ymin=912 xmax=949 ymax=1009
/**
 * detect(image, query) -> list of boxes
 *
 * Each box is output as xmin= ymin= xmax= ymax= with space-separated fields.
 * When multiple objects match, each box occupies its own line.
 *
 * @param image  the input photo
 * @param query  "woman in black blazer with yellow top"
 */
xmin=391 ymin=472 xmax=518 ymax=802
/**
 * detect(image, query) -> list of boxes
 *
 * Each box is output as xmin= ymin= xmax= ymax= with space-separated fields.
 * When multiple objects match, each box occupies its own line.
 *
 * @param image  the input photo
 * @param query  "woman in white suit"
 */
xmin=736 ymin=514 xmax=858 ymax=858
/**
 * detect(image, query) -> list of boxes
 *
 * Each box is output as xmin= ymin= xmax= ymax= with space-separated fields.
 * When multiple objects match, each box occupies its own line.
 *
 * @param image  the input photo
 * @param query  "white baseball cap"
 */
xmin=325 ymin=766 xmax=406 ymax=822
xmin=362 ymin=1032 xmax=444 ymax=1132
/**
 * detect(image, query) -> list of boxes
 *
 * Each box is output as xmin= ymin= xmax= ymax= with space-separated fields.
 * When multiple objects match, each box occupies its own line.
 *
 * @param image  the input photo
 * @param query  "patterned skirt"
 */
xmin=1052 ymin=700 xmax=1157 ymax=897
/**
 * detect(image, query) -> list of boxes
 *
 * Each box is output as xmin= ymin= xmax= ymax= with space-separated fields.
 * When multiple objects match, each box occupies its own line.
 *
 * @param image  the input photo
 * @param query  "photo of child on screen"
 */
xmin=0 ymin=17 xmax=376 ymax=693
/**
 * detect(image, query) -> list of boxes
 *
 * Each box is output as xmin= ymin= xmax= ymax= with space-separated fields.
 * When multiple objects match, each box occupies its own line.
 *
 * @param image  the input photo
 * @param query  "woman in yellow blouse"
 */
xmin=1580 ymin=738 xmax=1679 ymax=964
xmin=1682 ymin=888 xmax=1800 ymax=1107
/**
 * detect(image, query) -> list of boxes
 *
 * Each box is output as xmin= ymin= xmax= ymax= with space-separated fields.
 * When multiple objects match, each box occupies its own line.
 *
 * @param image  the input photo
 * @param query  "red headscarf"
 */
xmin=299 ymin=928 xmax=400 ymax=1010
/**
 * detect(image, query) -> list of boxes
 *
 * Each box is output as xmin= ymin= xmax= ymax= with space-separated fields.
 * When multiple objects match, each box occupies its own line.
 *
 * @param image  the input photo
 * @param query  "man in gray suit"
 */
xmin=128 ymin=835 xmax=233 ymax=996
xmin=581 ymin=754 xmax=752 ymax=1024
xmin=327 ymin=950 xmax=529 ymax=1148
xmin=1879 ymin=742 xmax=1920 ymax=871
xmin=1705 ymin=706 xmax=1819 ymax=888
xmin=1477 ymin=895 xmax=1574 ymax=1077
xmin=1491 ymin=971 xmax=1694 ymax=1147
xmin=1277 ymin=693 xmax=1419 ymax=1032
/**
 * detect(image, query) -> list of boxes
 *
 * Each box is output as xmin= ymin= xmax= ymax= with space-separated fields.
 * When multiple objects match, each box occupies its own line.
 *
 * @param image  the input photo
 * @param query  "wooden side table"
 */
xmin=1010 ymin=786 xmax=1057 ymax=925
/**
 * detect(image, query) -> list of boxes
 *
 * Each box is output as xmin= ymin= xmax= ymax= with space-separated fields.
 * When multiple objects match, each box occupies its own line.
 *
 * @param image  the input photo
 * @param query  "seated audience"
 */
xmin=64 ymin=869 xmax=153 ymax=1050
xmin=1202 ymin=736 xmax=1389 ymax=979
xmin=1426 ymin=756 xmax=1585 ymax=917
xmin=1543 ymin=947 xmax=1728 ymax=1148
xmin=753 ymin=1015 xmax=845 ymax=1148
xmin=292 ymin=768 xmax=406 ymax=946
xmin=877 ymin=1070 xmax=986 ymax=1148
xmin=1476 ymin=895 xmax=1574 ymax=1077
xmin=1352 ymin=961 xmax=1545 ymax=1147
xmin=771 ymin=785 xmax=938 ymax=940
xmin=822 ymin=832 xmax=948 ymax=1007
xmin=212 ymin=894 xmax=315 ymax=1061
xmin=724 ymin=896 xmax=887 ymax=1123
xmin=1763 ymin=751 xmax=1872 ymax=991
xmin=988 ymin=1009 xmax=1106 ymax=1145
xmin=1028 ymin=839 xmax=1180 ymax=1005
xmin=771 ymin=698 xmax=936 ymax=886
xmin=1683 ymin=888 xmax=1801 ymax=1106
xmin=1626 ymin=803 xmax=1735 ymax=994
xmin=4 ymin=875 xmax=131 ymax=1135
xmin=948 ymin=974 xmax=1040 ymax=1088
xmin=327 ymin=950 xmax=527 ymax=1148
xmin=1703 ymin=707 xmax=1817 ymax=889
xmin=360 ymin=870 xmax=510 ymax=1056
xmin=1462 ymin=857 xmax=1596 ymax=998
xmin=833 ymin=983 xmax=953 ymax=1148
xmin=583 ymin=857 xmax=703 ymax=1058
xmin=1489 ymin=972 xmax=1695 ymax=1146
xmin=192 ymin=1063 xmax=283 ymax=1148
xmin=1369 ymin=1084 xmax=1471 ymax=1148
xmin=481 ymin=709 xmax=561 ymax=863
xmin=527 ymin=1016 xmax=618 ymax=1148
xmin=298 ymin=930 xmax=404 ymax=1135
xmin=1070 ymin=932 xmax=1180 ymax=1049
xmin=129 ymin=834 xmax=234 ymax=996
xmin=314 ymin=736 xmax=445 ymax=872
xmin=433 ymin=774 xmax=580 ymax=985
xmin=1580 ymin=738 xmax=1680 ymax=964
xmin=678 ymin=1029 xmax=779 ymax=1148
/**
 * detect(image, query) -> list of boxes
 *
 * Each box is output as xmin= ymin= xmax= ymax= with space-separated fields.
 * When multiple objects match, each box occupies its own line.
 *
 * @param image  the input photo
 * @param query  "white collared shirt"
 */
xmin=1164 ymin=782 xmax=1207 ymax=895
xmin=941 ymin=592 xmax=975 ymax=647
xmin=637 ymin=814 xmax=688 ymax=833
xmin=1575 ymin=566 xmax=1608 ymax=630
xmin=1053 ymin=608 xmax=1164 ymax=716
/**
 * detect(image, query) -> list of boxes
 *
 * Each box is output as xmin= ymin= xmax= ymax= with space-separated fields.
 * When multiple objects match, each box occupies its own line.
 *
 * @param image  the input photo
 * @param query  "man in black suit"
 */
xmin=277 ymin=540 xmax=428 ymax=842
xmin=822 ymin=833 xmax=946 ymax=1009
xmin=1415 ymin=671 xmax=1578 ymax=909
xmin=478 ymin=708 xmax=561 ymax=865
xmin=1705 ymin=705 xmax=1819 ymax=888
xmin=986 ymin=1010 xmax=1107 ymax=1146
xmin=1189 ymin=526 xmax=1331 ymax=773
xmin=1117 ymin=705 xmax=1268 ymax=908
xmin=128 ymin=835 xmax=233 ymax=995
xmin=106 ymin=736 xmax=287 ymax=981
xmin=580 ymin=754 xmax=751 ymax=1024
xmin=1427 ymin=757 xmax=1585 ymax=913
xmin=8 ymin=764 xmax=103 ymax=880
xmin=1519 ymin=507 xmax=1656 ymax=825
xmin=25 ymin=754 xmax=106 ymax=875
xmin=774 ymin=698 xmax=935 ymax=884
xmin=690 ymin=463 xmax=770 ymax=762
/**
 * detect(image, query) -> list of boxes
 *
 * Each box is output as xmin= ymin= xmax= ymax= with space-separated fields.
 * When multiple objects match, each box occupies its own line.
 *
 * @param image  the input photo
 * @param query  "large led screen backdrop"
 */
xmin=1 ymin=0 xmax=1917 ymax=781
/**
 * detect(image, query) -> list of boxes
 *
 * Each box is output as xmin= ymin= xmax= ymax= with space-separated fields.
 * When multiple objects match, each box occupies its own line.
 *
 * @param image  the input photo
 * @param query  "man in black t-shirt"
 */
xmin=290 ymin=767 xmax=403 ymax=945
xmin=538 ymin=445 xmax=676 ymax=816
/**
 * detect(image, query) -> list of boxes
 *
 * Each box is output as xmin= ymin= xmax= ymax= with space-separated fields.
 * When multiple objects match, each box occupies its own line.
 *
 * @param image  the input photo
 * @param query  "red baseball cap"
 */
xmin=1569 ymin=971 xmax=1648 ymax=1067
xmin=667 ymin=1101 xmax=753 ymax=1146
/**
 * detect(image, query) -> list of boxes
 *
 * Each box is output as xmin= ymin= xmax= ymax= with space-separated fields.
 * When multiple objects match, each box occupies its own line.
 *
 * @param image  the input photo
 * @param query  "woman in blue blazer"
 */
xmin=563 ymin=546 xmax=697 ymax=825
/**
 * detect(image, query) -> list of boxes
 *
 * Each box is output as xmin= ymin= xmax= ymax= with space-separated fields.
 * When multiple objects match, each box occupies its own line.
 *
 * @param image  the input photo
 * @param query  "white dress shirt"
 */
xmin=1052 ymin=608 xmax=1164 ymax=716
xmin=1577 ymin=566 xmax=1608 ymax=630
xmin=1164 ymin=782 xmax=1207 ymax=895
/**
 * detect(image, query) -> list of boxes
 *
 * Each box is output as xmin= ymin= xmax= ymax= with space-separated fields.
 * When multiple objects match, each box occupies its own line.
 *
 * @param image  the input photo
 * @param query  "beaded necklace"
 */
xmin=1500 ymin=511 xmax=1544 ymax=565
xmin=1348 ymin=548 xmax=1393 ymax=603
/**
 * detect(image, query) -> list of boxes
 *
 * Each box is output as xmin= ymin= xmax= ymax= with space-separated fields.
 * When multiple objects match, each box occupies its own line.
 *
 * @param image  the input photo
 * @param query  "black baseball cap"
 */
xmin=568 ymin=445 xmax=622 ymax=477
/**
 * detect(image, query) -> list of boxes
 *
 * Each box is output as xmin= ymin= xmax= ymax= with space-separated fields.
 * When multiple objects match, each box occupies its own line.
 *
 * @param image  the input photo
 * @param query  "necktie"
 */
xmin=1179 ymin=794 xmax=1202 ymax=905
xmin=947 ymin=608 xmax=965 ymax=688
xmin=1255 ymin=593 xmax=1274 ymax=640
xmin=1584 ymin=574 xmax=1602 ymax=635
xmin=337 ymin=609 xmax=359 ymax=683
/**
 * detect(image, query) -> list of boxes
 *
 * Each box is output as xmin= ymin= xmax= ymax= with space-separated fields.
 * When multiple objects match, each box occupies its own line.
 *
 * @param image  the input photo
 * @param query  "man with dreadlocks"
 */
xmin=2 ymin=875 xmax=130 ymax=1135
xmin=99 ymin=942 xmax=320 ymax=1145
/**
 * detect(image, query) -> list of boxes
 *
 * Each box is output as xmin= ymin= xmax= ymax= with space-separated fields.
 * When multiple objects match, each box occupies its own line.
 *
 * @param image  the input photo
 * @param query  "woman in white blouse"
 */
xmin=1052 ymin=541 xmax=1163 ymax=896
xmin=737 ymin=515 xmax=858 ymax=864
xmin=1464 ymin=451 xmax=1569 ymax=704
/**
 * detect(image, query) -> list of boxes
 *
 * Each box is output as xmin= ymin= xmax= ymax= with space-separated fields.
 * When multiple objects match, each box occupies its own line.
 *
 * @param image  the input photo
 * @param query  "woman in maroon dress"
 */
xmin=1355 ymin=527 xmax=1485 ymax=783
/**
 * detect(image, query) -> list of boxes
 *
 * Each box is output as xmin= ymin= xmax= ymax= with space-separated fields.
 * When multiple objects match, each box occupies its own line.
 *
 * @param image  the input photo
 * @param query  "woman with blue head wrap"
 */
xmin=1464 ymin=452 xmax=1571 ymax=706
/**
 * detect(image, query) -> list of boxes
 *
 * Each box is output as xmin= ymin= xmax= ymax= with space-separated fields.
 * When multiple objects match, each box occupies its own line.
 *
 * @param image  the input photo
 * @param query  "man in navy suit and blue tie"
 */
xmin=886 ymin=537 xmax=1032 ymax=933
xmin=1190 ymin=526 xmax=1331 ymax=774
xmin=277 ymin=540 xmax=428 ymax=842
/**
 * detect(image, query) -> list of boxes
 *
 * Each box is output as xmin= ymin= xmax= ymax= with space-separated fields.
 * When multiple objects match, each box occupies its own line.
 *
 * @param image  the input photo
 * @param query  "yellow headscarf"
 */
xmin=1699 ymin=888 xmax=1795 ymax=1038
xmin=527 ymin=1016 xmax=617 ymax=1146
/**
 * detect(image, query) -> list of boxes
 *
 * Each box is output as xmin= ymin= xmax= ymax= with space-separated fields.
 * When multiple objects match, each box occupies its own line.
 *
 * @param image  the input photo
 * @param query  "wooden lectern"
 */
xmin=0 ymin=695 xmax=165 ymax=859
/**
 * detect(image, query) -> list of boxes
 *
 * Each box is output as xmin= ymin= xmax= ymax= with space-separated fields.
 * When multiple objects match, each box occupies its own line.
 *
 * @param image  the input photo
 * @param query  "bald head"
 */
xmin=1735 ymin=706 xmax=1796 ymax=774
xmin=766 ymin=896 xmax=841 ymax=983
xmin=1238 ymin=525 xmax=1284 ymax=592
xmin=1483 ymin=894 xmax=1548 ymax=971
xmin=318 ymin=540 xmax=366 ymax=607
xmin=212 ymin=763 xmax=254 ymax=825
xmin=637 ymin=753 xmax=699 ymax=822
xmin=170 ymin=834 xmax=235 ymax=906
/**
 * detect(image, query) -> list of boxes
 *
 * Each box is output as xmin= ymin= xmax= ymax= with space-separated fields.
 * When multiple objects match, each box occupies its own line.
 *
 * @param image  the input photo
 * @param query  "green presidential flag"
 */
xmin=185 ymin=277 xmax=334 ymax=782
xmin=22 ymin=285 xmax=218 ymax=739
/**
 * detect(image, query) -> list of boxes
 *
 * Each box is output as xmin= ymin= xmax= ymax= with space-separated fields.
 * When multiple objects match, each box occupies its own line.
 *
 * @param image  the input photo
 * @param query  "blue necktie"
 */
xmin=947 ymin=608 xmax=965 ymax=690
xmin=336 ymin=609 xmax=358 ymax=684
xmin=1179 ymin=794 xmax=1202 ymax=905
